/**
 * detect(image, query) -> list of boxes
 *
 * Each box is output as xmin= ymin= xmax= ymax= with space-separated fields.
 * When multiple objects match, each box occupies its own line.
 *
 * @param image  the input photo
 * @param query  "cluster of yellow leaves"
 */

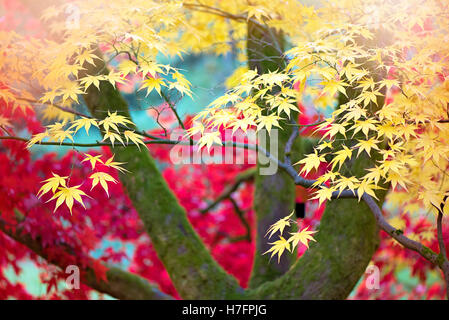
xmin=29 ymin=109 xmax=138 ymax=213
xmin=0 ymin=0 xmax=198 ymax=127
xmin=27 ymin=112 xmax=146 ymax=149
xmin=190 ymin=68 xmax=300 ymax=149
xmin=26 ymin=120 xmax=74 ymax=147
xmin=37 ymin=173 xmax=88 ymax=214
xmin=267 ymin=2 xmax=449 ymax=224
xmin=38 ymin=154 xmax=126 ymax=214
xmin=263 ymin=211 xmax=317 ymax=263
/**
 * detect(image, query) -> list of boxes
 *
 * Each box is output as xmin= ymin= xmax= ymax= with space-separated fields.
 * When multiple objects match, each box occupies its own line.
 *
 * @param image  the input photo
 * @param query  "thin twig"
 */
xmin=228 ymin=196 xmax=252 ymax=242
xmin=284 ymin=119 xmax=299 ymax=166
xmin=437 ymin=211 xmax=448 ymax=260
xmin=200 ymin=167 xmax=256 ymax=213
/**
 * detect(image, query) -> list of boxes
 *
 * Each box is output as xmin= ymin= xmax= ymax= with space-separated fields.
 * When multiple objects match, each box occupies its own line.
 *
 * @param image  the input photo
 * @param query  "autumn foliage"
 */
xmin=1 ymin=0 xmax=449 ymax=300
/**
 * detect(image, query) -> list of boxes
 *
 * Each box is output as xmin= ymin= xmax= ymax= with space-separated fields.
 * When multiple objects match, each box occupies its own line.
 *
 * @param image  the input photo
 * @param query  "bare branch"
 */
xmin=0 ymin=210 xmax=172 ymax=300
xmin=200 ymin=167 xmax=256 ymax=213
xmin=15 ymin=97 xmax=91 ymax=119
xmin=229 ymin=196 xmax=252 ymax=242
xmin=284 ymin=119 xmax=299 ymax=166
xmin=438 ymin=211 xmax=448 ymax=260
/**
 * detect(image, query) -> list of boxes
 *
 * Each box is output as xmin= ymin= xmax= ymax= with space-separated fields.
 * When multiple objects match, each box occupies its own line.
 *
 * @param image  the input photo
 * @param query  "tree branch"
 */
xmin=15 ymin=97 xmax=91 ymax=119
xmin=284 ymin=119 xmax=299 ymax=167
xmin=0 ymin=211 xmax=172 ymax=300
xmin=12 ymin=96 xmax=167 ymax=142
xmin=255 ymin=139 xmax=449 ymax=298
xmin=363 ymin=195 xmax=440 ymax=264
xmin=228 ymin=196 xmax=252 ymax=242
xmin=437 ymin=211 xmax=447 ymax=260
xmin=200 ymin=167 xmax=256 ymax=213
xmin=0 ymin=135 xmax=260 ymax=149
xmin=279 ymin=144 xmax=446 ymax=267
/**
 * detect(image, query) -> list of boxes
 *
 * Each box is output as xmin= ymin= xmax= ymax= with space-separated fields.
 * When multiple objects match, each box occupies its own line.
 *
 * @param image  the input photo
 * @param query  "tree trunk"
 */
xmin=82 ymin=49 xmax=244 ymax=299
xmin=247 ymin=21 xmax=298 ymax=287
xmin=247 ymin=24 xmax=386 ymax=298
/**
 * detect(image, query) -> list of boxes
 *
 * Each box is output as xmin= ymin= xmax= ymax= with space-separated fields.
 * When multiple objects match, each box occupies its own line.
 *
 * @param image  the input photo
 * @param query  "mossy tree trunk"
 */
xmin=246 ymin=25 xmax=388 ymax=297
xmin=246 ymin=21 xmax=299 ymax=287
xmin=82 ymin=49 xmax=245 ymax=300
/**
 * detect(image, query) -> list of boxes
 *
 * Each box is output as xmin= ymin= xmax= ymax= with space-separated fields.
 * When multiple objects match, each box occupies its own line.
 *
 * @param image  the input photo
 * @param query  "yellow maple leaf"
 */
xmin=37 ymin=173 xmax=68 ymax=199
xmin=89 ymin=172 xmax=118 ymax=197
xmin=47 ymin=185 xmax=88 ymax=214
xmin=320 ymin=79 xmax=348 ymax=97
xmin=256 ymin=114 xmax=282 ymax=133
xmin=75 ymin=49 xmax=100 ymax=66
xmin=351 ymin=119 xmax=378 ymax=138
xmin=274 ymin=98 xmax=299 ymax=117
xmin=79 ymin=75 xmax=104 ymax=91
xmin=362 ymin=166 xmax=384 ymax=186
xmin=379 ymin=78 xmax=399 ymax=90
xmin=124 ymin=130 xmax=147 ymax=150
xmin=258 ymin=70 xmax=289 ymax=87
xmin=330 ymin=145 xmax=353 ymax=170
xmin=99 ymin=111 xmax=134 ymax=132
xmin=265 ymin=211 xmax=294 ymax=239
xmin=311 ymin=186 xmax=335 ymax=205
xmin=316 ymin=141 xmax=333 ymax=151
xmin=288 ymin=226 xmax=317 ymax=249
xmin=198 ymin=131 xmax=222 ymax=151
xmin=355 ymin=138 xmax=380 ymax=156
xmin=356 ymin=77 xmax=376 ymax=91
xmin=296 ymin=151 xmax=326 ymax=175
xmin=70 ymin=117 xmax=99 ymax=135
xmin=263 ymin=236 xmax=291 ymax=263
xmin=104 ymin=155 xmax=129 ymax=173
xmin=59 ymin=82 xmax=84 ymax=104
xmin=170 ymin=71 xmax=192 ymax=98
xmin=119 ymin=60 xmax=138 ymax=77
xmin=49 ymin=129 xmax=74 ymax=144
xmin=105 ymin=71 xmax=126 ymax=88
xmin=377 ymin=123 xmax=397 ymax=140
xmin=27 ymin=131 xmax=49 ymax=148
xmin=103 ymin=130 xmax=125 ymax=147
xmin=358 ymin=89 xmax=382 ymax=107
xmin=322 ymin=122 xmax=347 ymax=140
xmin=81 ymin=153 xmax=103 ymax=170
xmin=139 ymin=62 xmax=165 ymax=78
xmin=139 ymin=77 xmax=166 ymax=97
xmin=357 ymin=179 xmax=382 ymax=201
xmin=334 ymin=176 xmax=359 ymax=196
